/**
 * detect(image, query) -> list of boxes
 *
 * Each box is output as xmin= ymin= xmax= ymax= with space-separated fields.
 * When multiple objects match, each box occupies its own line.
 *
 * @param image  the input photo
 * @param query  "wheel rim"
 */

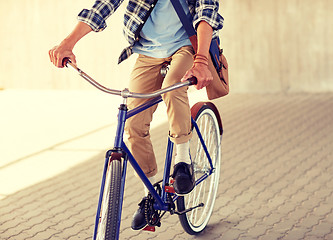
xmin=186 ymin=109 xmax=221 ymax=231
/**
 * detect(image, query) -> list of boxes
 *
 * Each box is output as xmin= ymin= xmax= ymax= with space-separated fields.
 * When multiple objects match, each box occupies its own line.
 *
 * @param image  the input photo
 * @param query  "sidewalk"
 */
xmin=0 ymin=91 xmax=332 ymax=240
xmin=0 ymin=88 xmax=206 ymax=198
xmin=0 ymin=89 xmax=120 ymax=199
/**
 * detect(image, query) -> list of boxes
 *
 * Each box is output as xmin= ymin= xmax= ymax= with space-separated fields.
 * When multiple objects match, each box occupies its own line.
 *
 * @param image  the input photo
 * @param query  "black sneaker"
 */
xmin=131 ymin=197 xmax=147 ymax=230
xmin=172 ymin=162 xmax=195 ymax=195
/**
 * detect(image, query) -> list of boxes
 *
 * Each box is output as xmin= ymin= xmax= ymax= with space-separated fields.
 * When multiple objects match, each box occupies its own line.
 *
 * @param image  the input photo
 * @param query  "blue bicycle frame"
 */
xmin=62 ymin=58 xmax=218 ymax=239
xmin=92 ymin=95 xmax=215 ymax=240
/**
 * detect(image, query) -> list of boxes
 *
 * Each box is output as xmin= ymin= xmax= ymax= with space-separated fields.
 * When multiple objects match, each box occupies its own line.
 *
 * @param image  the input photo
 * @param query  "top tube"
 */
xmin=64 ymin=59 xmax=197 ymax=99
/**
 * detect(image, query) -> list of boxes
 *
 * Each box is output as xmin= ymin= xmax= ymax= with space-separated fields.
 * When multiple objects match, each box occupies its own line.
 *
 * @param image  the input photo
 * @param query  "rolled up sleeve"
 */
xmin=77 ymin=0 xmax=123 ymax=32
xmin=192 ymin=0 xmax=224 ymax=31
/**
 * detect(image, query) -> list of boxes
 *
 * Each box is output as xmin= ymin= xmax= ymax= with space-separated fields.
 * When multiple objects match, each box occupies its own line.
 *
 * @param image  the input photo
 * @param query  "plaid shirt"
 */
xmin=78 ymin=0 xmax=224 ymax=63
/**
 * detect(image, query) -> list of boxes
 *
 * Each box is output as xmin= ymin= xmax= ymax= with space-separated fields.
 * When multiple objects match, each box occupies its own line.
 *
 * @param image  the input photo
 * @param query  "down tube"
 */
xmin=121 ymin=142 xmax=168 ymax=210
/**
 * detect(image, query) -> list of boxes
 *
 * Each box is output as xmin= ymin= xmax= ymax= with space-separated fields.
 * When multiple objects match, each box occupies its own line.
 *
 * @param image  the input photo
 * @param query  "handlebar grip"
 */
xmin=188 ymin=76 xmax=197 ymax=86
xmin=62 ymin=57 xmax=71 ymax=67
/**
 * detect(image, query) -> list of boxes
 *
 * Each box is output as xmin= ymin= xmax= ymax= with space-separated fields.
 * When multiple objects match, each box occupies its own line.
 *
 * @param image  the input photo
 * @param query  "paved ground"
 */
xmin=1 ymin=92 xmax=332 ymax=240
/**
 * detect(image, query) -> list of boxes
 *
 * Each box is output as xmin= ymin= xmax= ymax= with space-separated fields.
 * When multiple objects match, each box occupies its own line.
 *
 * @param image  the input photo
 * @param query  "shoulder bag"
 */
xmin=170 ymin=0 xmax=229 ymax=100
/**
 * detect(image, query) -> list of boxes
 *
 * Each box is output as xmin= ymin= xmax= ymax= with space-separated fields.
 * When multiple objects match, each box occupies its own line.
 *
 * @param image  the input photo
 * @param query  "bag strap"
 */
xmin=170 ymin=0 xmax=198 ymax=51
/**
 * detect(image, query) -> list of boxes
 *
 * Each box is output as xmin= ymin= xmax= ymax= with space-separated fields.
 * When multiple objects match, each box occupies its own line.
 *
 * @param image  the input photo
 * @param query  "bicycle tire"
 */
xmin=177 ymin=103 xmax=222 ymax=235
xmin=96 ymin=158 xmax=122 ymax=240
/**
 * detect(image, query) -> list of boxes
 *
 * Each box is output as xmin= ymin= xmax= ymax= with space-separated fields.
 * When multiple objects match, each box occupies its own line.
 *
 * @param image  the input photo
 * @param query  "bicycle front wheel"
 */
xmin=177 ymin=102 xmax=222 ymax=235
xmin=96 ymin=156 xmax=122 ymax=240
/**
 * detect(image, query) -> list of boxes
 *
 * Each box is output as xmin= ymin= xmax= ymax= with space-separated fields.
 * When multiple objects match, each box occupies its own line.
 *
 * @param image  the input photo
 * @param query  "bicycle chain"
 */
xmin=144 ymin=184 xmax=162 ymax=227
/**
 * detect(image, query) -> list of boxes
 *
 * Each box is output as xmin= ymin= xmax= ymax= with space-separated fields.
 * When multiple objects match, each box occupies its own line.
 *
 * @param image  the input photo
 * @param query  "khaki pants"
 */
xmin=125 ymin=46 xmax=195 ymax=177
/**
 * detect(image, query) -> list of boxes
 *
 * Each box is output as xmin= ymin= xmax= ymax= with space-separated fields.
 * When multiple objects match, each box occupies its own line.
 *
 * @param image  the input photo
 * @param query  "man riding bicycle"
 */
xmin=49 ymin=0 xmax=223 ymax=230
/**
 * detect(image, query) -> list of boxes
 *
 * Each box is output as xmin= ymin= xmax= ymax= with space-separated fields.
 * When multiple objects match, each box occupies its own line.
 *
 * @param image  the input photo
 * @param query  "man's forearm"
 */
xmin=62 ymin=21 xmax=93 ymax=50
xmin=196 ymin=21 xmax=213 ymax=58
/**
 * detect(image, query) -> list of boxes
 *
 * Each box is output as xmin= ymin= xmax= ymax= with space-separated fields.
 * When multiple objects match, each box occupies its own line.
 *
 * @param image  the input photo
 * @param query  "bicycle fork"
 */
xmin=93 ymin=102 xmax=128 ymax=240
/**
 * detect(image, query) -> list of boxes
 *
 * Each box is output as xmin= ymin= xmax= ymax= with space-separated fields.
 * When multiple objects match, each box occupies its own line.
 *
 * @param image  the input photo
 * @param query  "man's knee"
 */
xmin=125 ymin=117 xmax=150 ymax=138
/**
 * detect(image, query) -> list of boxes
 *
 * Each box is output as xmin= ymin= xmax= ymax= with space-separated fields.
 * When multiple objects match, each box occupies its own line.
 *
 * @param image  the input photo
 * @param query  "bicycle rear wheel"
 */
xmin=177 ymin=102 xmax=222 ymax=235
xmin=96 ymin=156 xmax=122 ymax=240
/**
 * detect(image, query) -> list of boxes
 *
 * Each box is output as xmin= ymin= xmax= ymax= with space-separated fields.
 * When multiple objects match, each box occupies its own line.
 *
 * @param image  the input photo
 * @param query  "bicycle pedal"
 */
xmin=143 ymin=225 xmax=156 ymax=232
xmin=165 ymin=185 xmax=175 ymax=193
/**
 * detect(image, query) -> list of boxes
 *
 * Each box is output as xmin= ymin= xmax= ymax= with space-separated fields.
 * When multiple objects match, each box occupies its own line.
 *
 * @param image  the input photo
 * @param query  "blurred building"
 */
xmin=0 ymin=0 xmax=332 ymax=92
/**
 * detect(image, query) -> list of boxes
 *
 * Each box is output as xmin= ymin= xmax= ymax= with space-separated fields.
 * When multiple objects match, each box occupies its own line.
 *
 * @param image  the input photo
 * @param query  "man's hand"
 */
xmin=182 ymin=61 xmax=213 ymax=90
xmin=49 ymin=41 xmax=76 ymax=68
xmin=48 ymin=22 xmax=92 ymax=68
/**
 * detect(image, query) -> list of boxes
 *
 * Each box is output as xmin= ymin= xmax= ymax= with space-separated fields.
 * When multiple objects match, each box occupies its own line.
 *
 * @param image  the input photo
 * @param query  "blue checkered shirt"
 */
xmin=78 ymin=0 xmax=224 ymax=64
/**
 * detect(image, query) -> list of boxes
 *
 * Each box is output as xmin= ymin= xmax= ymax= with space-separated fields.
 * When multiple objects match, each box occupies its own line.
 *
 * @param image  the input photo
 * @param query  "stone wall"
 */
xmin=0 ymin=0 xmax=332 ymax=92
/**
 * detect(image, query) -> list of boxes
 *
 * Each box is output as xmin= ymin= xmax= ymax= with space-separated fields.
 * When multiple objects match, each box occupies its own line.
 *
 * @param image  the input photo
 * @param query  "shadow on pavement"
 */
xmin=1 ymin=93 xmax=333 ymax=240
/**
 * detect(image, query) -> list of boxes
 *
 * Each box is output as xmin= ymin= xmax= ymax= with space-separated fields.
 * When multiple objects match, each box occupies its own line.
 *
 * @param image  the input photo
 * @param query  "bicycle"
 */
xmin=63 ymin=58 xmax=223 ymax=240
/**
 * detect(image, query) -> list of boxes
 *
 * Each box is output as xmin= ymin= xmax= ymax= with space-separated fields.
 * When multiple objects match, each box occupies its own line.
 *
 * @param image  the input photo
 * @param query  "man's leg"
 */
xmin=162 ymin=46 xmax=194 ymax=145
xmin=126 ymin=54 xmax=166 ymax=230
xmin=125 ymin=54 xmax=166 ymax=178
xmin=162 ymin=46 xmax=196 ymax=194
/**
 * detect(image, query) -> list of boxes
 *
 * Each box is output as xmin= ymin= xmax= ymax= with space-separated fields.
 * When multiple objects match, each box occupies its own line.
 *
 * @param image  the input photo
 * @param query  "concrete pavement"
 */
xmin=0 ymin=89 xmax=120 ymax=199
xmin=0 ymin=88 xmax=180 ymax=198
xmin=0 ymin=91 xmax=332 ymax=239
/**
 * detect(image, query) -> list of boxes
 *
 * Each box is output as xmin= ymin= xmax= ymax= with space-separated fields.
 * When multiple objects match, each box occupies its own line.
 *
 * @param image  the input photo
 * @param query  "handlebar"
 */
xmin=63 ymin=58 xmax=197 ymax=99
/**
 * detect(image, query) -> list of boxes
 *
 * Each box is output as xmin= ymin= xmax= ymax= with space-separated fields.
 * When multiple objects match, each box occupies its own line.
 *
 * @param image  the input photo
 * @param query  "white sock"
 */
xmin=175 ymin=141 xmax=191 ymax=165
xmin=143 ymin=176 xmax=156 ymax=196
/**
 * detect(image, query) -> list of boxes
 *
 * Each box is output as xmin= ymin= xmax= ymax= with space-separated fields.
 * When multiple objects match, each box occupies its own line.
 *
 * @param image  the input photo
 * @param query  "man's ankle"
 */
xmin=175 ymin=141 xmax=191 ymax=165
xmin=143 ymin=175 xmax=156 ymax=196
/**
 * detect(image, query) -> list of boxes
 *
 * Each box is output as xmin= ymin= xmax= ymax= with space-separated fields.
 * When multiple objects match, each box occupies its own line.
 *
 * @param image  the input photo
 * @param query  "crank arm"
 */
xmin=171 ymin=203 xmax=204 ymax=215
